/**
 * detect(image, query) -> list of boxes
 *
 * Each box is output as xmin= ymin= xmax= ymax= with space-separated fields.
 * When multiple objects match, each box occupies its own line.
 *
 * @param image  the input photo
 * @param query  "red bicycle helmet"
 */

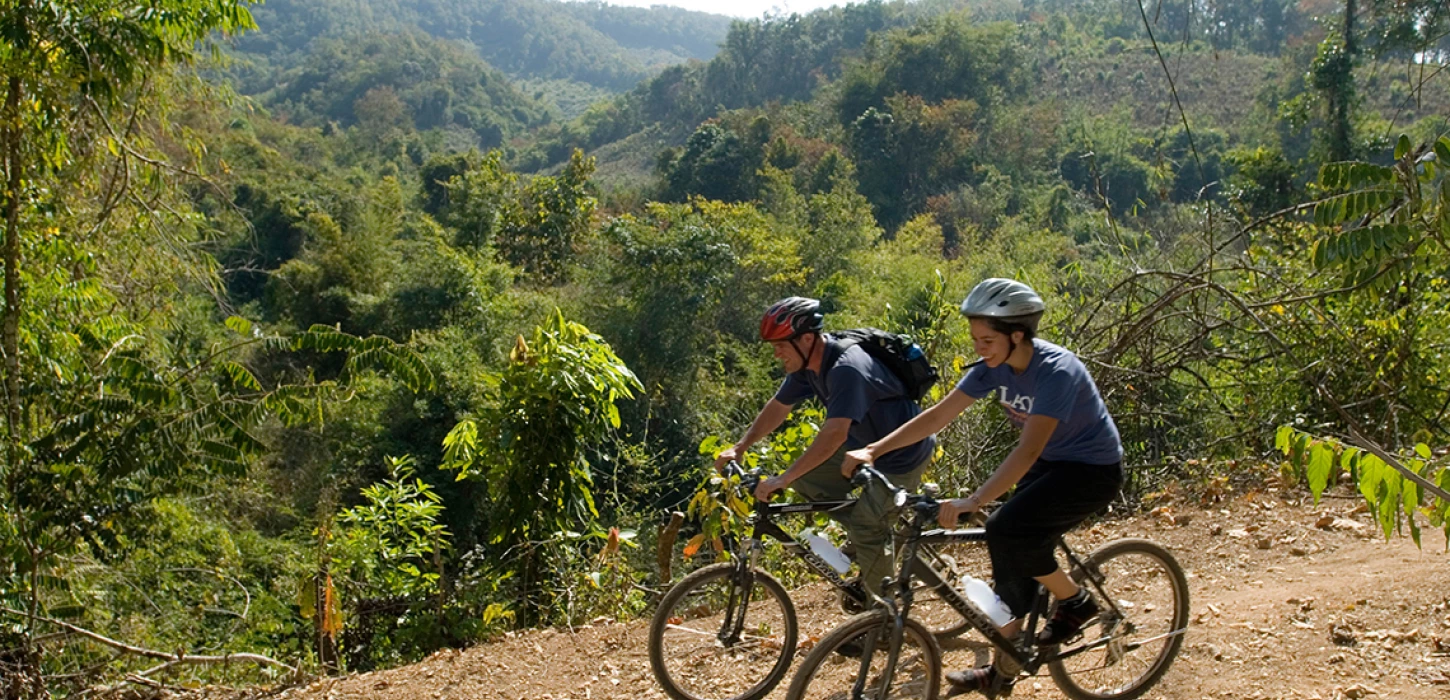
xmin=760 ymin=297 xmax=824 ymax=342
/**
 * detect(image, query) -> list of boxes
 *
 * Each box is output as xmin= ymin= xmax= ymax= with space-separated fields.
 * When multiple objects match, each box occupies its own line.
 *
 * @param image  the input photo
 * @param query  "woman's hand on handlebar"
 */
xmin=937 ymin=497 xmax=980 ymax=528
xmin=841 ymin=446 xmax=874 ymax=477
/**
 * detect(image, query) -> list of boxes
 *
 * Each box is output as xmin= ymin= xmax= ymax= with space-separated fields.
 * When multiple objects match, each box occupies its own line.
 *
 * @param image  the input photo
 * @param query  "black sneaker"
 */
xmin=832 ymin=631 xmax=886 ymax=658
xmin=1036 ymin=590 xmax=1099 ymax=646
xmin=945 ymin=665 xmax=1015 ymax=697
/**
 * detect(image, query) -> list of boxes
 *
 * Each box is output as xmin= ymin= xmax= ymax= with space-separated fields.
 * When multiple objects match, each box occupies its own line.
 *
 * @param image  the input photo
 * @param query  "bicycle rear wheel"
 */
xmin=1048 ymin=539 xmax=1189 ymax=700
xmin=649 ymin=562 xmax=798 ymax=700
xmin=784 ymin=610 xmax=941 ymax=700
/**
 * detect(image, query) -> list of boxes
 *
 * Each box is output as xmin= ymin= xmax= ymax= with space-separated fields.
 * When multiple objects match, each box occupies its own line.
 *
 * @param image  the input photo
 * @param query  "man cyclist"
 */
xmin=712 ymin=296 xmax=936 ymax=601
xmin=842 ymin=278 xmax=1124 ymax=694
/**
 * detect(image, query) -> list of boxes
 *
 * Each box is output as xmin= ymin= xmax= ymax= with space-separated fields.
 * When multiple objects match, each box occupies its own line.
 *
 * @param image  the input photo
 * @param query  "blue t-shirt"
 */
xmin=774 ymin=340 xmax=936 ymax=474
xmin=955 ymin=339 xmax=1122 ymax=465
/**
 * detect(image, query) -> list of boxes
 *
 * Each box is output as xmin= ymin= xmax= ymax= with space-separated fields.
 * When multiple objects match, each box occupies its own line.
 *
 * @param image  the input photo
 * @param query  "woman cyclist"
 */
xmin=842 ymin=278 xmax=1124 ymax=694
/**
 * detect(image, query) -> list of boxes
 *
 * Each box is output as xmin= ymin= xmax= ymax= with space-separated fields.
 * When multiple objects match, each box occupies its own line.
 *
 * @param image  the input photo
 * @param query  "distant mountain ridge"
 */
xmin=231 ymin=0 xmax=735 ymax=93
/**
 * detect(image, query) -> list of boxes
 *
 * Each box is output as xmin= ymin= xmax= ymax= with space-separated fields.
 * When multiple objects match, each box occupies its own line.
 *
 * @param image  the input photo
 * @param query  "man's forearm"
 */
xmin=736 ymin=399 xmax=791 ymax=451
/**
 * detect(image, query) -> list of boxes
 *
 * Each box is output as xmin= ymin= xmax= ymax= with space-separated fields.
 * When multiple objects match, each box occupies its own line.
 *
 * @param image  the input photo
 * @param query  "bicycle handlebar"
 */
xmin=721 ymin=460 xmax=904 ymax=505
xmin=719 ymin=460 xmax=768 ymax=499
xmin=851 ymin=463 xmax=989 ymax=527
xmin=850 ymin=463 xmax=916 ymax=511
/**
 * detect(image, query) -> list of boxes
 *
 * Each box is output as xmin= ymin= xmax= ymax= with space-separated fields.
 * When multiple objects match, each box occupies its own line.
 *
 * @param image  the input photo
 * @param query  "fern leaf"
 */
xmin=217 ymin=361 xmax=263 ymax=392
xmin=223 ymin=316 xmax=254 ymax=336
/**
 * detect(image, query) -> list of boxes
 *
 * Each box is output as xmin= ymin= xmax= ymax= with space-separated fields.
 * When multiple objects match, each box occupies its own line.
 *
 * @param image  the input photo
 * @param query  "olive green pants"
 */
xmin=791 ymin=446 xmax=930 ymax=595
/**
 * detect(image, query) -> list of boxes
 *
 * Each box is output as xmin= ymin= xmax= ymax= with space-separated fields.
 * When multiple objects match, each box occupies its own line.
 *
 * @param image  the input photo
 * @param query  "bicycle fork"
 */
xmin=719 ymin=540 xmax=763 ymax=646
xmin=848 ymin=599 xmax=908 ymax=700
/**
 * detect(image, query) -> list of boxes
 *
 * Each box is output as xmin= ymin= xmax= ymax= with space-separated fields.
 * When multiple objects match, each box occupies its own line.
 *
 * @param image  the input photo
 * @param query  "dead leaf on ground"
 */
xmin=1316 ymin=516 xmax=1364 ymax=531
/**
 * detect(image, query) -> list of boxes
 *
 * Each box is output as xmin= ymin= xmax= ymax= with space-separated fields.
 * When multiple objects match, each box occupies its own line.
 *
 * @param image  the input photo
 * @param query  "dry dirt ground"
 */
xmin=228 ymin=486 xmax=1449 ymax=700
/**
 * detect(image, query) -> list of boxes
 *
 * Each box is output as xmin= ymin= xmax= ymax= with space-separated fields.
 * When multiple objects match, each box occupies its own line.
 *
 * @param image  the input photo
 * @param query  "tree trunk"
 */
xmin=2 ymin=74 xmax=23 ymax=458
xmin=1328 ymin=0 xmax=1357 ymax=161
xmin=2 ymin=70 xmax=39 ymax=700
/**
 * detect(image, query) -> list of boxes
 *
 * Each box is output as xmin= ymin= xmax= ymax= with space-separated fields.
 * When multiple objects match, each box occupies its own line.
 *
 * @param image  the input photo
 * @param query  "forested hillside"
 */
xmin=226 ymin=0 xmax=735 ymax=120
xmin=2 ymin=0 xmax=1449 ymax=697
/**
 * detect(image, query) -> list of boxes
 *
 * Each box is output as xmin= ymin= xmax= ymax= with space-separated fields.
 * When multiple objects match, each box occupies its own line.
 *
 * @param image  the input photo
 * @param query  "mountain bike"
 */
xmin=648 ymin=462 xmax=975 ymax=700
xmin=784 ymin=467 xmax=1189 ymax=700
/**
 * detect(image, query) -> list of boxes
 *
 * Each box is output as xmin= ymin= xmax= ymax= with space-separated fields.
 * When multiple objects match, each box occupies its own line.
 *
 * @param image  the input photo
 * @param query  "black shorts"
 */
xmin=985 ymin=459 xmax=1124 ymax=616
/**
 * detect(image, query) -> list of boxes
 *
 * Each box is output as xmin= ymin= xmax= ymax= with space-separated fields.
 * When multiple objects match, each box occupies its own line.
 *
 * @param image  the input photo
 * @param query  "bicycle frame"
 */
xmin=858 ymin=467 xmax=1112 ymax=694
xmin=748 ymin=499 xmax=859 ymax=591
xmin=708 ymin=464 xmax=861 ymax=645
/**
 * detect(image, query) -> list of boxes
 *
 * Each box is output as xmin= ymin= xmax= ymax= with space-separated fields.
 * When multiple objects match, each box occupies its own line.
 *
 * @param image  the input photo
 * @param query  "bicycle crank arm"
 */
xmin=1052 ymin=625 xmax=1189 ymax=662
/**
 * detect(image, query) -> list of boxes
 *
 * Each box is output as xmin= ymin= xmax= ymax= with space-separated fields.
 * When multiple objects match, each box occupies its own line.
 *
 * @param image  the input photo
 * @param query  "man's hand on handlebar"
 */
xmin=712 ymin=446 xmax=742 ymax=473
xmin=754 ymin=475 xmax=788 ymax=502
xmin=841 ymin=446 xmax=874 ymax=477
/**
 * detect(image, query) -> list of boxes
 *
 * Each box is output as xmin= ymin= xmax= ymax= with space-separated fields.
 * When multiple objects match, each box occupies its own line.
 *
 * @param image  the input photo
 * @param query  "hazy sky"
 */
xmin=597 ymin=0 xmax=847 ymax=20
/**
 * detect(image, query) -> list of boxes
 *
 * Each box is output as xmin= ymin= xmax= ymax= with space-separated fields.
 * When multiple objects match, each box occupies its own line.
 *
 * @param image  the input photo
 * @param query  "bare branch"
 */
xmin=0 ymin=606 xmax=297 ymax=675
xmin=1318 ymin=391 xmax=1450 ymax=504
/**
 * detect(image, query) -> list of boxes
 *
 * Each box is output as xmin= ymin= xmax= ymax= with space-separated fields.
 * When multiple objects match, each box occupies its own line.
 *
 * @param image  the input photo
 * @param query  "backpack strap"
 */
xmin=820 ymin=332 xmax=858 ymax=378
xmin=821 ymin=331 xmax=910 ymax=400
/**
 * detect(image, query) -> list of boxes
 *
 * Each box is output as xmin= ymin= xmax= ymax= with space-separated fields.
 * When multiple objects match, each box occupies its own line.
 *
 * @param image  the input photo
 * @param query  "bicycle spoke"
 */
xmin=1048 ymin=540 xmax=1189 ymax=700
xmin=786 ymin=614 xmax=941 ymax=700
xmin=663 ymin=624 xmax=723 ymax=637
xmin=651 ymin=564 xmax=797 ymax=700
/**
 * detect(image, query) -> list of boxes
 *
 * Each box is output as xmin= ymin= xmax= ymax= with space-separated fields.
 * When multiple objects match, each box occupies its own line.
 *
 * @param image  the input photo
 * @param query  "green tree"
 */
xmin=0 ymin=3 xmax=443 ymax=691
xmin=440 ymin=311 xmax=641 ymax=624
xmin=498 ymin=150 xmax=598 ymax=282
xmin=438 ymin=149 xmax=596 ymax=282
xmin=850 ymin=97 xmax=980 ymax=230
xmin=0 ymin=0 xmax=256 ymax=503
xmin=325 ymin=455 xmax=451 ymax=669
xmin=658 ymin=120 xmax=770 ymax=204
xmin=1226 ymin=145 xmax=1298 ymax=215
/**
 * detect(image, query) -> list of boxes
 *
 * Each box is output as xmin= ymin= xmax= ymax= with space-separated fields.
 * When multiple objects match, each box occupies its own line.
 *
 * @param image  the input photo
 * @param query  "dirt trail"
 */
xmin=268 ymin=489 xmax=1450 ymax=700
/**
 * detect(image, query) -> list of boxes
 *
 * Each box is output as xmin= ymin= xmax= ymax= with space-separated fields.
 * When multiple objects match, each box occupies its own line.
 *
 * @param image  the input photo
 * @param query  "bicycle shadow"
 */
xmin=935 ymin=634 xmax=995 ymax=679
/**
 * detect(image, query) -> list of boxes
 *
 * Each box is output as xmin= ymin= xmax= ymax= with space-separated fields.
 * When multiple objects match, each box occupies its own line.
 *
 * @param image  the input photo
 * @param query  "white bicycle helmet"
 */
xmin=960 ymin=278 xmax=1045 ymax=322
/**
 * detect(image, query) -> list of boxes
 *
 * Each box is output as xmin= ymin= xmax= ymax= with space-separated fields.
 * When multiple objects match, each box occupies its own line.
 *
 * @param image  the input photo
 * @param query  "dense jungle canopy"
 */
xmin=1 ymin=0 xmax=1448 ymax=695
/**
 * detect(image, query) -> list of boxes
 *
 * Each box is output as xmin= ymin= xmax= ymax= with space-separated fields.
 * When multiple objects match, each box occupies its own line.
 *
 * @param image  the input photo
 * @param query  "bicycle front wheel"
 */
xmin=1048 ymin=538 xmax=1190 ymax=700
xmin=648 ymin=562 xmax=798 ymax=700
xmin=785 ymin=610 xmax=942 ymax=700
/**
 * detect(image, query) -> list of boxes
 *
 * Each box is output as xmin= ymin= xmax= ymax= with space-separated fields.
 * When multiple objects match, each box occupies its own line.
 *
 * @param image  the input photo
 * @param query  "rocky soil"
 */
xmin=196 ymin=485 xmax=1450 ymax=700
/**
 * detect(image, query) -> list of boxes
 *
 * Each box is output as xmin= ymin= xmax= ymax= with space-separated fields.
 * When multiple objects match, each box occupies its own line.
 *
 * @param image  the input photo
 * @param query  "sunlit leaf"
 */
xmin=682 ymin=533 xmax=705 ymax=558
xmin=1307 ymin=442 xmax=1333 ymax=504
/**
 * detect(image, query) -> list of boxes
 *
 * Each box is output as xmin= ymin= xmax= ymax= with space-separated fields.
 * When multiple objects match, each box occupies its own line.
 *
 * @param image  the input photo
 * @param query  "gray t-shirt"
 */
xmin=773 ymin=340 xmax=936 ymax=474
xmin=955 ymin=338 xmax=1122 ymax=465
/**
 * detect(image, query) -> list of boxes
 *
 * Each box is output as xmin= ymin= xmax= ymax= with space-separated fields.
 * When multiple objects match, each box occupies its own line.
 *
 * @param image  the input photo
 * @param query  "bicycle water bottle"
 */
xmin=800 ymin=529 xmax=851 ymax=574
xmin=960 ymin=574 xmax=1013 ymax=627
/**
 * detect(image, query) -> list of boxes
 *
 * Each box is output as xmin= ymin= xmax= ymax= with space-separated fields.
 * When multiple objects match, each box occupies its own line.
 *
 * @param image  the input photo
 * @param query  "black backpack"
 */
xmin=824 ymin=328 xmax=940 ymax=402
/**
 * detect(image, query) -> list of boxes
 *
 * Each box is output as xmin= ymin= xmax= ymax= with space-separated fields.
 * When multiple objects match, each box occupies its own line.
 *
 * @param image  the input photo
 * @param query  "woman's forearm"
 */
xmin=971 ymin=444 xmax=1037 ymax=504
xmin=868 ymin=390 xmax=973 ymax=457
xmin=970 ymin=414 xmax=1056 ymax=504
